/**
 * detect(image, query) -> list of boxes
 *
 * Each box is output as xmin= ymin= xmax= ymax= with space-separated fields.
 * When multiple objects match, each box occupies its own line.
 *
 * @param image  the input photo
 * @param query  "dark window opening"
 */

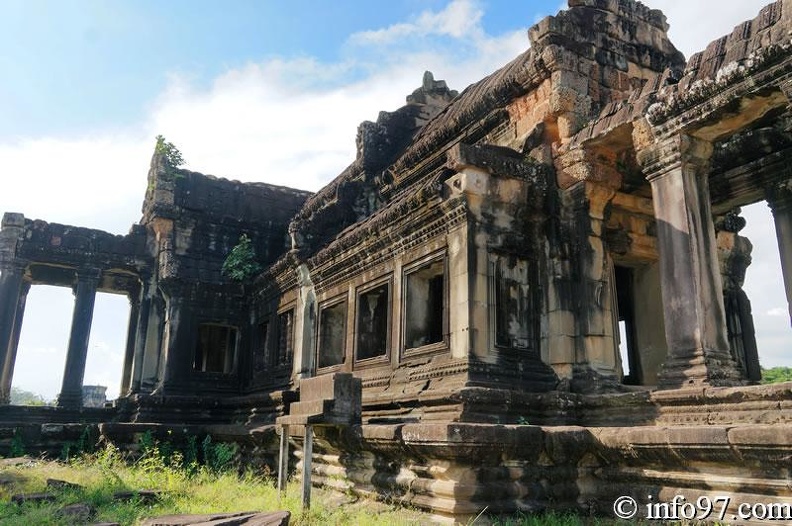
xmin=274 ymin=310 xmax=294 ymax=368
xmin=318 ymin=301 xmax=346 ymax=369
xmin=356 ymin=283 xmax=389 ymax=361
xmin=492 ymin=256 xmax=533 ymax=350
xmin=405 ymin=259 xmax=445 ymax=349
xmin=194 ymin=324 xmax=237 ymax=374
xmin=253 ymin=321 xmax=268 ymax=374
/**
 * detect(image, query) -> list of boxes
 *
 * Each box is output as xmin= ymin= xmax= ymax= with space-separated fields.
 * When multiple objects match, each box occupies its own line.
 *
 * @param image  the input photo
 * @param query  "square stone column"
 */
xmin=118 ymin=289 xmax=141 ymax=397
xmin=0 ymin=281 xmax=30 ymax=403
xmin=639 ymin=135 xmax=743 ymax=388
xmin=128 ymin=279 xmax=153 ymax=395
xmin=154 ymin=291 xmax=192 ymax=394
xmin=57 ymin=269 xmax=101 ymax=408
xmin=0 ymin=264 xmax=27 ymax=405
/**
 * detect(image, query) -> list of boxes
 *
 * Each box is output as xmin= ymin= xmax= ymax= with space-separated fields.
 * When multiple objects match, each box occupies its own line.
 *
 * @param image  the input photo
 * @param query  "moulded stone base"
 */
xmin=296 ymin=421 xmax=792 ymax=524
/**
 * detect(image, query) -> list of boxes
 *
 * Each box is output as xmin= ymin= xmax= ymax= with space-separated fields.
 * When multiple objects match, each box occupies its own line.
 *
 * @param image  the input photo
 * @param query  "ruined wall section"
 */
xmin=0 ymin=212 xmax=153 ymax=406
xmin=135 ymin=154 xmax=311 ymax=398
xmin=143 ymin=155 xmax=311 ymax=285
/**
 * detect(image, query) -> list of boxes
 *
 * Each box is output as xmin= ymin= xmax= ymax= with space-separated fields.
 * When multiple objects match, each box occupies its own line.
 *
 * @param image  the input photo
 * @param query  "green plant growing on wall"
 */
xmin=154 ymin=134 xmax=186 ymax=180
xmin=222 ymin=234 xmax=262 ymax=282
xmin=10 ymin=429 xmax=25 ymax=457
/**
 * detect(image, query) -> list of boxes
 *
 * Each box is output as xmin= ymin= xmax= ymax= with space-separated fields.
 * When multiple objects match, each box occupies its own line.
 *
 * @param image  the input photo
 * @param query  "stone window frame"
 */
xmin=401 ymin=250 xmax=449 ymax=359
xmin=487 ymin=253 xmax=538 ymax=354
xmin=315 ymin=294 xmax=348 ymax=373
xmin=192 ymin=322 xmax=239 ymax=376
xmin=273 ymin=306 xmax=295 ymax=370
xmin=353 ymin=275 xmax=392 ymax=368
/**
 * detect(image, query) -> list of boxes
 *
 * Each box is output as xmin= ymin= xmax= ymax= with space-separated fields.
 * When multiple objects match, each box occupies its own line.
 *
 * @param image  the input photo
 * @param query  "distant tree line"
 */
xmin=9 ymin=386 xmax=49 ymax=406
xmin=761 ymin=366 xmax=792 ymax=384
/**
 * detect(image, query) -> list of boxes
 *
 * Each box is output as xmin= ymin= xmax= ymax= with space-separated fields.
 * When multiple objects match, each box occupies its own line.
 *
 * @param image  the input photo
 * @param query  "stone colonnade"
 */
xmin=0 ymin=263 xmax=145 ymax=408
xmin=635 ymin=126 xmax=792 ymax=388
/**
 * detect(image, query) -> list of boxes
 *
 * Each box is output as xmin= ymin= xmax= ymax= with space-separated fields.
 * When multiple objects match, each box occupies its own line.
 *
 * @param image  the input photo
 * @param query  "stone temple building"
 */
xmin=1 ymin=0 xmax=791 ymax=521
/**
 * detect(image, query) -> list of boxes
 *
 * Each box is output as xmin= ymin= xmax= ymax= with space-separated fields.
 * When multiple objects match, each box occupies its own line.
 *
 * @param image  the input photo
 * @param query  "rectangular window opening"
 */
xmin=356 ymin=283 xmax=389 ymax=361
xmin=318 ymin=301 xmax=346 ymax=369
xmin=275 ymin=310 xmax=294 ymax=368
xmin=194 ymin=324 xmax=237 ymax=374
xmin=405 ymin=259 xmax=445 ymax=350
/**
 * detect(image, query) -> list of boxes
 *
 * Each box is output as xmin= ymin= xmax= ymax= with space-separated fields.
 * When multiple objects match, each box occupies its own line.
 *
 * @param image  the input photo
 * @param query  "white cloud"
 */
xmin=0 ymin=136 xmax=150 ymax=234
xmin=349 ymin=0 xmax=484 ymax=45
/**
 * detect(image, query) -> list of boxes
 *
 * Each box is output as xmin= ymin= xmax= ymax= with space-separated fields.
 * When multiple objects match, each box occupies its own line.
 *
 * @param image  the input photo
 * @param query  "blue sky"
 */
xmin=1 ymin=0 xmax=786 ymax=399
xmin=0 ymin=0 xmax=544 ymax=140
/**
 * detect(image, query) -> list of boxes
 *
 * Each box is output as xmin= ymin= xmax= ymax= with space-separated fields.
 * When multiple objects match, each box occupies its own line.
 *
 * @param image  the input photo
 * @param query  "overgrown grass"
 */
xmin=0 ymin=442 xmax=678 ymax=525
xmin=0 ymin=444 xmax=426 ymax=525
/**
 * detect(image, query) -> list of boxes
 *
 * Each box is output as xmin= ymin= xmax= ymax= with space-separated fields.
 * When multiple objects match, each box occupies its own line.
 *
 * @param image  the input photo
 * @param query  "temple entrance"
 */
xmin=613 ymin=264 xmax=667 ymax=386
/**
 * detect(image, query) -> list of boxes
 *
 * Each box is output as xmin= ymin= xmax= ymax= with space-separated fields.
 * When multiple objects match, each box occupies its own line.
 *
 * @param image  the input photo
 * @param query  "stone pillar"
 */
xmin=0 ymin=281 xmax=30 ymax=403
xmin=57 ymin=269 xmax=101 ymax=408
xmin=766 ymin=180 xmax=792 ymax=327
xmin=128 ymin=281 xmax=152 ymax=395
xmin=639 ymin=135 xmax=743 ymax=388
xmin=118 ymin=289 xmax=141 ymax=397
xmin=156 ymin=292 xmax=190 ymax=393
xmin=0 ymin=263 xmax=25 ymax=405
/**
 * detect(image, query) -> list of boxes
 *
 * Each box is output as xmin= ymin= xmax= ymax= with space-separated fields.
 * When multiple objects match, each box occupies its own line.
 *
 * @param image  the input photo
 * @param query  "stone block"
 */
xmin=140 ymin=511 xmax=290 ymax=526
xmin=1 ymin=213 xmax=24 ymax=229
xmin=728 ymin=425 xmax=792 ymax=445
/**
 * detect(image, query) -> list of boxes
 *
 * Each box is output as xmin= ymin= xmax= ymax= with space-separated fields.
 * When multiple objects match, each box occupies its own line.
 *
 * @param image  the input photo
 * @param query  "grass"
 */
xmin=0 ymin=445 xmax=426 ymax=525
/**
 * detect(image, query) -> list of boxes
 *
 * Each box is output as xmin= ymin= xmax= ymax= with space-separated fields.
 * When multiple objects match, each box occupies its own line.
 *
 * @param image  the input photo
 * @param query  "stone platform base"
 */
xmin=299 ymin=422 xmax=792 ymax=524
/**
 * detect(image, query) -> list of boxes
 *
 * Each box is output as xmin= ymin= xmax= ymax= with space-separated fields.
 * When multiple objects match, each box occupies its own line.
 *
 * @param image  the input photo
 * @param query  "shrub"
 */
xmin=222 ymin=234 xmax=262 ymax=282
